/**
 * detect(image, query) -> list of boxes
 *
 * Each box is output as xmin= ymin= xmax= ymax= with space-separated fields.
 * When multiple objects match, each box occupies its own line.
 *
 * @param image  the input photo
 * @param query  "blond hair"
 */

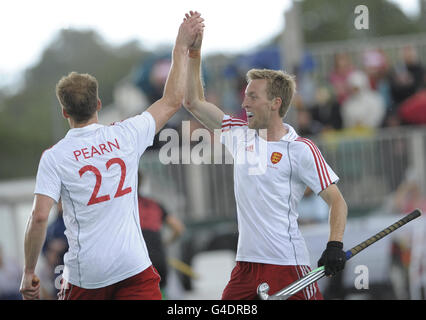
xmin=56 ymin=72 xmax=99 ymax=123
xmin=246 ymin=69 xmax=296 ymax=117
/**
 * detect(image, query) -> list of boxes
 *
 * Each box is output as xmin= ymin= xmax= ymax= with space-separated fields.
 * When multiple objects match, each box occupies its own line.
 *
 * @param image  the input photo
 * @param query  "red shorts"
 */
xmin=58 ymin=265 xmax=162 ymax=300
xmin=222 ymin=262 xmax=323 ymax=300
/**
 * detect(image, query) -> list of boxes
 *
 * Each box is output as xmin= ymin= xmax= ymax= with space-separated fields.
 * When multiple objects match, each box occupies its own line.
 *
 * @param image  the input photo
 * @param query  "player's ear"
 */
xmin=272 ymin=97 xmax=282 ymax=112
xmin=97 ymin=99 xmax=102 ymax=111
xmin=61 ymin=106 xmax=70 ymax=119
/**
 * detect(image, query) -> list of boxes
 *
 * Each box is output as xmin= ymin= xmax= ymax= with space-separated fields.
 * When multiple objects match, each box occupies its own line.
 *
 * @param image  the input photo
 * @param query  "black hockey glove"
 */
xmin=317 ymin=241 xmax=346 ymax=276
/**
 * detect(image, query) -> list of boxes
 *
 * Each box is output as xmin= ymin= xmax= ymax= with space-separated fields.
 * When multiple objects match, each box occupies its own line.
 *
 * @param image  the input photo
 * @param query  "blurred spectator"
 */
xmin=341 ymin=70 xmax=386 ymax=129
xmin=42 ymin=202 xmax=68 ymax=266
xmin=135 ymin=56 xmax=171 ymax=104
xmin=389 ymin=45 xmax=424 ymax=108
xmin=398 ymin=87 xmax=426 ymax=125
xmin=329 ymin=52 xmax=355 ymax=105
xmin=401 ymin=45 xmax=424 ymax=93
xmin=392 ymin=168 xmax=426 ymax=214
xmin=0 ymin=245 xmax=22 ymax=300
xmin=388 ymin=169 xmax=426 ymax=300
xmin=137 ymin=171 xmax=185 ymax=293
xmin=296 ymin=52 xmax=318 ymax=109
xmin=381 ymin=133 xmax=410 ymax=191
xmin=296 ymin=108 xmax=323 ymax=137
xmin=383 ymin=110 xmax=403 ymax=128
xmin=310 ymin=86 xmax=343 ymax=131
xmin=362 ymin=49 xmax=393 ymax=111
xmin=38 ymin=202 xmax=68 ymax=299
xmin=37 ymin=238 xmax=67 ymax=299
xmin=134 ymin=55 xmax=188 ymax=150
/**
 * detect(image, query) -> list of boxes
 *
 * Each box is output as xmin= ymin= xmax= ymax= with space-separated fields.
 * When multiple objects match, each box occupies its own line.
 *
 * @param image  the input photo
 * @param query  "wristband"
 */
xmin=188 ymin=49 xmax=201 ymax=58
xmin=327 ymin=241 xmax=343 ymax=249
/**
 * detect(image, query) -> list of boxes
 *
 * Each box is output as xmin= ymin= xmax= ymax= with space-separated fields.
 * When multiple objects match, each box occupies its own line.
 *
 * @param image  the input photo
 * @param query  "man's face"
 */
xmin=242 ymin=79 xmax=274 ymax=130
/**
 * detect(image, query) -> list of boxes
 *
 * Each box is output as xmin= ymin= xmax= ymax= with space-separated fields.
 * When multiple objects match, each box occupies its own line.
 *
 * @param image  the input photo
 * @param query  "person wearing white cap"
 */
xmin=341 ymin=70 xmax=386 ymax=129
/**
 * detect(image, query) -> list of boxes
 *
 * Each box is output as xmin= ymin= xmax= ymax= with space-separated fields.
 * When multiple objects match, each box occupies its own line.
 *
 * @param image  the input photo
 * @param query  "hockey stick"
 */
xmin=258 ymin=209 xmax=422 ymax=300
xmin=168 ymin=257 xmax=200 ymax=279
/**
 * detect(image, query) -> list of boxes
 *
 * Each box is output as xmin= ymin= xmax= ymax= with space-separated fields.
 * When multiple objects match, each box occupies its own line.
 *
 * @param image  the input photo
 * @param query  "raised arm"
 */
xmin=183 ymin=12 xmax=224 ymax=132
xmin=147 ymin=12 xmax=205 ymax=134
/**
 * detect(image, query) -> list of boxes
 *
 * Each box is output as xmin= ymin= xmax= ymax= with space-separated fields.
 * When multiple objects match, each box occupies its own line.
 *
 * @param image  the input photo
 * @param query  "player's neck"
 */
xmin=69 ymin=113 xmax=99 ymax=129
xmin=260 ymin=119 xmax=288 ymax=142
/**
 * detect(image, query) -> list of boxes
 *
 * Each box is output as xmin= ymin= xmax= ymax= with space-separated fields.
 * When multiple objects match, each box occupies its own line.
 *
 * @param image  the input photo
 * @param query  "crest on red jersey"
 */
xmin=271 ymin=152 xmax=283 ymax=164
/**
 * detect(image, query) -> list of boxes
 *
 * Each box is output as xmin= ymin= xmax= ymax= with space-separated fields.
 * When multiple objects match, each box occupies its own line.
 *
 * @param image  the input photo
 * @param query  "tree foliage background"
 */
xmin=0 ymin=0 xmax=424 ymax=180
xmin=0 ymin=29 xmax=150 ymax=179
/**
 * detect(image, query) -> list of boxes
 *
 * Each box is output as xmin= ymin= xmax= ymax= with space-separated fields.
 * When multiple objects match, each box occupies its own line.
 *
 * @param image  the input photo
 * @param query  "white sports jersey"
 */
xmin=34 ymin=111 xmax=156 ymax=289
xmin=221 ymin=115 xmax=339 ymax=266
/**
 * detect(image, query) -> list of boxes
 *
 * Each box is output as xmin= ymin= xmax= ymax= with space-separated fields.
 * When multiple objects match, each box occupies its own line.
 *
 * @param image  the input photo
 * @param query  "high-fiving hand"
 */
xmin=185 ymin=11 xmax=204 ymax=50
xmin=176 ymin=11 xmax=205 ymax=50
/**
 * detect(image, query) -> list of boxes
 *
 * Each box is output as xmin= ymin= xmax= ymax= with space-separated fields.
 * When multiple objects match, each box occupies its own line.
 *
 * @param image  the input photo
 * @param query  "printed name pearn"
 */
xmin=73 ymin=138 xmax=120 ymax=161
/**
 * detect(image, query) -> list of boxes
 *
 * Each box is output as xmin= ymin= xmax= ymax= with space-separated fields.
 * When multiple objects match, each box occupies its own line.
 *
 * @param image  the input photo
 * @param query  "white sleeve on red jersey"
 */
xmin=115 ymin=111 xmax=156 ymax=157
xmin=220 ymin=114 xmax=248 ymax=155
xmin=34 ymin=149 xmax=61 ymax=202
xmin=295 ymin=137 xmax=339 ymax=195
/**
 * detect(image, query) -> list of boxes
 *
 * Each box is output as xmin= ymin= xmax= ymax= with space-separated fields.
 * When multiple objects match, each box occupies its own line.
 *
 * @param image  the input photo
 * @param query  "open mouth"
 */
xmin=246 ymin=111 xmax=254 ymax=119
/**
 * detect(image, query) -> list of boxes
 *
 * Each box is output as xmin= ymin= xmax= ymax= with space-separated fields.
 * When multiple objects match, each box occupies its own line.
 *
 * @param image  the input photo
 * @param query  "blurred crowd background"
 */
xmin=1 ymin=0 xmax=426 ymax=300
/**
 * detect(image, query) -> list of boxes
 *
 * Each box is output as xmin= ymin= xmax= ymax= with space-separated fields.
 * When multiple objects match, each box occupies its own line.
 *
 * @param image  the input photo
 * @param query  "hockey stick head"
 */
xmin=257 ymin=282 xmax=270 ymax=300
xmin=257 ymin=282 xmax=289 ymax=300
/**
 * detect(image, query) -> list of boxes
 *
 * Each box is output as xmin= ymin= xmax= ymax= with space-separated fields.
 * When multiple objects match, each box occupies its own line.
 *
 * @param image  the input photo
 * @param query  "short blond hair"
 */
xmin=246 ymin=69 xmax=296 ymax=117
xmin=56 ymin=72 xmax=99 ymax=123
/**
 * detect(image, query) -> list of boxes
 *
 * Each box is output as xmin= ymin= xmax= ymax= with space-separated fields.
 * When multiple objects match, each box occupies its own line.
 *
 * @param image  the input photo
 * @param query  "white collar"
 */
xmin=280 ymin=123 xmax=299 ymax=142
xmin=65 ymin=123 xmax=104 ymax=138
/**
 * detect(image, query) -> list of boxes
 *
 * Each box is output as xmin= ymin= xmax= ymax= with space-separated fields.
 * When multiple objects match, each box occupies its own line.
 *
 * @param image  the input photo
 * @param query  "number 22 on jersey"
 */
xmin=79 ymin=157 xmax=132 ymax=206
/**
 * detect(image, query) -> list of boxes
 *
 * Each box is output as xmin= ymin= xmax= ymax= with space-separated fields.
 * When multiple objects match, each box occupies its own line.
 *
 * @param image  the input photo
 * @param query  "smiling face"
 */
xmin=242 ymin=79 xmax=277 ymax=130
xmin=243 ymin=69 xmax=296 ymax=130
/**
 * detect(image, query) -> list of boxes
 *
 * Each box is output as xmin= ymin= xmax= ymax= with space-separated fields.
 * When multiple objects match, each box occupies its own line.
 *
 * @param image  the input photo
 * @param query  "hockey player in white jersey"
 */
xmin=182 ymin=11 xmax=348 ymax=300
xmin=20 ymin=11 xmax=205 ymax=300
